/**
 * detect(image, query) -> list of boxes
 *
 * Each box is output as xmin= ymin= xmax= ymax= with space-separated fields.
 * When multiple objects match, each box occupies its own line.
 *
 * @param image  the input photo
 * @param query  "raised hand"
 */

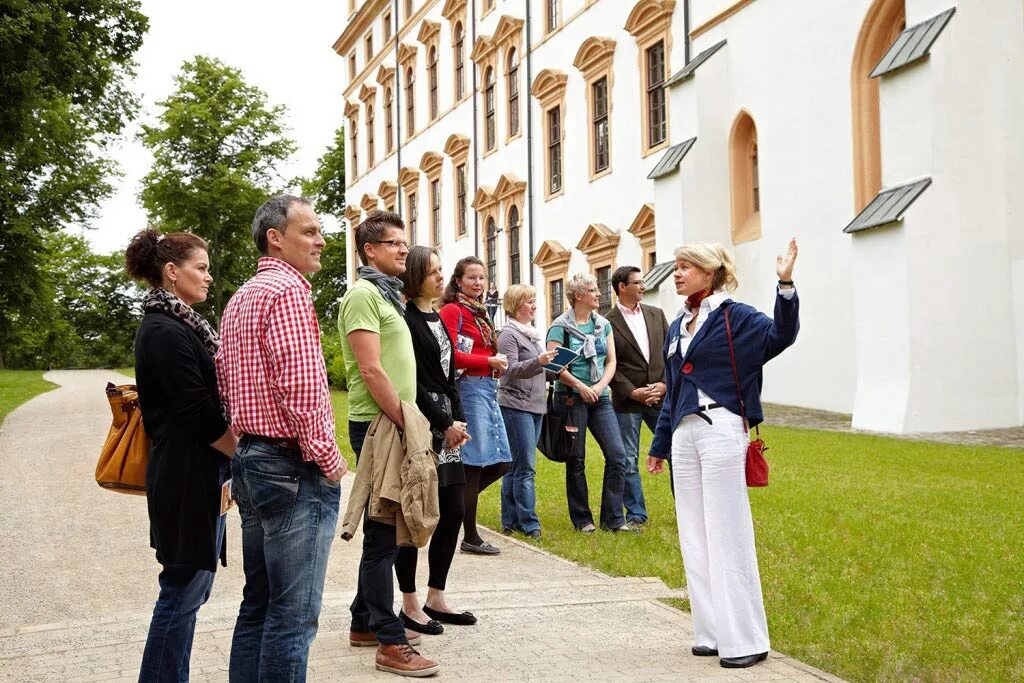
xmin=776 ymin=238 xmax=798 ymax=281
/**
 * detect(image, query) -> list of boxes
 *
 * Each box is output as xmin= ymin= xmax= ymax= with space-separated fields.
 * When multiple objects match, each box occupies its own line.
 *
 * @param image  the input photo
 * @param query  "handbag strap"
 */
xmin=723 ymin=306 xmax=756 ymax=438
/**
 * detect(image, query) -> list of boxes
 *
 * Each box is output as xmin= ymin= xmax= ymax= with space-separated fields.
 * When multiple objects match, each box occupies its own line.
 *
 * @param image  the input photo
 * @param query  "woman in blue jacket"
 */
xmin=647 ymin=239 xmax=798 ymax=669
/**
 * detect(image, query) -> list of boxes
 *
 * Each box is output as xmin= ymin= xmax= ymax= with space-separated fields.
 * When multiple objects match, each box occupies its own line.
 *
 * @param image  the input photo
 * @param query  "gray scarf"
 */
xmin=553 ymin=309 xmax=608 ymax=382
xmin=357 ymin=265 xmax=405 ymax=314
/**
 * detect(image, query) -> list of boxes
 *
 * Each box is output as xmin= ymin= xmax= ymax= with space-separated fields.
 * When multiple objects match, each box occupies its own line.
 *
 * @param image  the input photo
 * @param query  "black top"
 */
xmin=134 ymin=310 xmax=230 ymax=571
xmin=405 ymin=305 xmax=466 ymax=488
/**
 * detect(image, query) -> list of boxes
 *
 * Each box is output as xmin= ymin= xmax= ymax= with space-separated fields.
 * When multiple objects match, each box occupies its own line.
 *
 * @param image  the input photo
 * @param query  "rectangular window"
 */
xmin=365 ymin=33 xmax=373 ymax=61
xmin=456 ymin=164 xmax=467 ymax=236
xmin=384 ymin=91 xmax=394 ymax=153
xmin=383 ymin=12 xmax=392 ymax=42
xmin=349 ymin=118 xmax=358 ymax=177
xmin=592 ymin=77 xmax=609 ymax=173
xmin=546 ymin=0 xmax=558 ymax=33
xmin=549 ymin=278 xmax=564 ymax=323
xmin=408 ymin=192 xmax=417 ymax=242
xmin=405 ymin=0 xmax=414 ymax=21
xmin=349 ymin=52 xmax=356 ymax=80
xmin=366 ymin=107 xmax=375 ymax=167
xmin=547 ymin=107 xmax=562 ymax=194
xmin=429 ymin=52 xmax=438 ymax=120
xmin=507 ymin=60 xmax=519 ymax=137
xmin=596 ymin=266 xmax=612 ymax=316
xmin=405 ymin=70 xmax=415 ymax=138
xmin=455 ymin=30 xmax=465 ymax=100
xmin=509 ymin=223 xmax=520 ymax=285
xmin=431 ymin=179 xmax=441 ymax=247
xmin=485 ymin=79 xmax=496 ymax=150
xmin=646 ymin=41 xmax=667 ymax=148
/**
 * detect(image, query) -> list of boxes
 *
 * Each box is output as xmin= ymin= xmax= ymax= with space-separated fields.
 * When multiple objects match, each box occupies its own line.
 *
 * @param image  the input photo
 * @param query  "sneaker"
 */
xmin=375 ymin=643 xmax=441 ymax=677
xmin=350 ymin=629 xmax=422 ymax=647
xmin=577 ymin=523 xmax=597 ymax=534
xmin=605 ymin=523 xmax=641 ymax=533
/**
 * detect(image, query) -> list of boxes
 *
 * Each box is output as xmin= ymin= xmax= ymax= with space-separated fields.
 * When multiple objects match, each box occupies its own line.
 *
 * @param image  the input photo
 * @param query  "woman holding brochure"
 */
xmin=545 ymin=273 xmax=637 ymax=533
xmin=497 ymin=285 xmax=558 ymax=538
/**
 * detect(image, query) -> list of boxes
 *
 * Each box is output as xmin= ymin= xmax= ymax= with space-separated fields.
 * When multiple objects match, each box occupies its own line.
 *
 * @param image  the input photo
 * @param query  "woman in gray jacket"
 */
xmin=497 ymin=285 xmax=557 ymax=537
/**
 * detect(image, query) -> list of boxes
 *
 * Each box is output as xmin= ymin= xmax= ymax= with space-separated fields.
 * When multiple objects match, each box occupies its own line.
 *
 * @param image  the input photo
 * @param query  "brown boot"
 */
xmin=349 ymin=629 xmax=422 ymax=647
xmin=375 ymin=643 xmax=440 ymax=677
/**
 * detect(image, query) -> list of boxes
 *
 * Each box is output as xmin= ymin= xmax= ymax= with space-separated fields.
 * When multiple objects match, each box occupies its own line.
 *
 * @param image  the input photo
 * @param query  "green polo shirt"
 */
xmin=338 ymin=278 xmax=416 ymax=422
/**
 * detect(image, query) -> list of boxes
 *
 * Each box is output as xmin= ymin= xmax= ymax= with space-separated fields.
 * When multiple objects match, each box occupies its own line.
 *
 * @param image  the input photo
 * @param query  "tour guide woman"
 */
xmin=647 ymin=239 xmax=799 ymax=669
xmin=126 ymin=228 xmax=238 ymax=682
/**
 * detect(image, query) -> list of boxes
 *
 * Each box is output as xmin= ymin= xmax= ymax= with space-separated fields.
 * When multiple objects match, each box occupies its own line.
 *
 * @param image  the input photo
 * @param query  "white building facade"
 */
xmin=335 ymin=0 xmax=1024 ymax=434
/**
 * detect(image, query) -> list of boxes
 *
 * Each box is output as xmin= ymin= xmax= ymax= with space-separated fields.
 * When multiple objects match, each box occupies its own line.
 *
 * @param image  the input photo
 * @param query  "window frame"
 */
xmin=506 ymin=48 xmax=520 ymax=140
xmin=484 ymin=67 xmax=496 ymax=152
xmin=405 ymin=66 xmax=416 ymax=139
xmin=428 ymin=45 xmax=439 ymax=121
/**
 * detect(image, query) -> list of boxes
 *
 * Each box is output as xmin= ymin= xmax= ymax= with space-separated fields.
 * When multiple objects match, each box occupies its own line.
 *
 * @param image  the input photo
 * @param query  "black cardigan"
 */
xmin=404 ymin=305 xmax=464 ymax=432
xmin=134 ymin=310 xmax=229 ymax=571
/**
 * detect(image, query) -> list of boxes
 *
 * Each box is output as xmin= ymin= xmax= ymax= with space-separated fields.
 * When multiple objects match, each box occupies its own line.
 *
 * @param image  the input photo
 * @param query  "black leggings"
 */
xmin=395 ymin=483 xmax=466 ymax=593
xmin=462 ymin=463 xmax=510 ymax=545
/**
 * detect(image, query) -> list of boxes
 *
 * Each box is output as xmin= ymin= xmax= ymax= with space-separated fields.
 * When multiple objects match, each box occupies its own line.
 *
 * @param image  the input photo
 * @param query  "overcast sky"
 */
xmin=83 ymin=0 xmax=346 ymax=254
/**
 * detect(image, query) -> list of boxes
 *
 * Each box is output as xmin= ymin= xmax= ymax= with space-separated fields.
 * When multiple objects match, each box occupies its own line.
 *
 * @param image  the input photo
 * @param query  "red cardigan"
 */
xmin=439 ymin=302 xmax=494 ymax=377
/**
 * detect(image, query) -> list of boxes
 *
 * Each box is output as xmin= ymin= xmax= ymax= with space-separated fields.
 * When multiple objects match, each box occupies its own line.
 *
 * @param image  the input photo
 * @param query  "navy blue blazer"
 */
xmin=649 ymin=291 xmax=800 ymax=458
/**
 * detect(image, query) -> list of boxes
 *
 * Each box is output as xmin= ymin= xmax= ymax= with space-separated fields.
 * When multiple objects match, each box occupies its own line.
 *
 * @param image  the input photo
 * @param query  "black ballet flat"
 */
xmin=399 ymin=610 xmax=444 ymax=635
xmin=720 ymin=651 xmax=768 ymax=668
xmin=691 ymin=646 xmax=718 ymax=657
xmin=423 ymin=605 xmax=478 ymax=626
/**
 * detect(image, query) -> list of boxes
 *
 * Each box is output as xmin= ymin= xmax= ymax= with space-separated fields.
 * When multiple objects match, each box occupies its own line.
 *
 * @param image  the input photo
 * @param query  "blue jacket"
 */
xmin=649 ymin=291 xmax=800 ymax=458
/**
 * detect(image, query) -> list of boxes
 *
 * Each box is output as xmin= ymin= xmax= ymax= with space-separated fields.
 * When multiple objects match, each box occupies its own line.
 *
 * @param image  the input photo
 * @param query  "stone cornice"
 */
xmin=573 ymin=37 xmax=616 ymax=79
xmin=530 ymin=69 xmax=568 ymax=107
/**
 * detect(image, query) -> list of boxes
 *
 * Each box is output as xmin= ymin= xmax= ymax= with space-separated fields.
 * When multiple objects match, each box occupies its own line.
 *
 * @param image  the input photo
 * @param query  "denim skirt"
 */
xmin=457 ymin=375 xmax=512 ymax=467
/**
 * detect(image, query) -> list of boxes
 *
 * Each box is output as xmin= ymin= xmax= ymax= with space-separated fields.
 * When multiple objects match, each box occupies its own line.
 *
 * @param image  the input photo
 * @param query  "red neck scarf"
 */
xmin=685 ymin=288 xmax=714 ymax=311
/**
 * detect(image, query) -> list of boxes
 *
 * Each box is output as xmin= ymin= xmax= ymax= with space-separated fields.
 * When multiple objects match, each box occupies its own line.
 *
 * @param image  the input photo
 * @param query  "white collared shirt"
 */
xmin=616 ymin=301 xmax=650 ymax=363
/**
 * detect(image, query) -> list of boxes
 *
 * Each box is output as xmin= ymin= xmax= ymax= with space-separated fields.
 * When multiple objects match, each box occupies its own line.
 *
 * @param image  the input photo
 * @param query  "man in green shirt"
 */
xmin=337 ymin=210 xmax=438 ymax=677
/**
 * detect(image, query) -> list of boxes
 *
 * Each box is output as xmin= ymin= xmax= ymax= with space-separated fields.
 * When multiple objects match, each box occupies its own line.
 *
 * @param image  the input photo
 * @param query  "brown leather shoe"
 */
xmin=375 ymin=643 xmax=440 ymax=677
xmin=349 ymin=629 xmax=422 ymax=647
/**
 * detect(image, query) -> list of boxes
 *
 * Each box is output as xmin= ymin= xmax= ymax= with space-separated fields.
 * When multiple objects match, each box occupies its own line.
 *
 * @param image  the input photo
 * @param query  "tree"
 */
xmin=0 ymin=0 xmax=148 ymax=367
xmin=140 ymin=55 xmax=296 ymax=318
xmin=302 ymin=123 xmax=348 ymax=322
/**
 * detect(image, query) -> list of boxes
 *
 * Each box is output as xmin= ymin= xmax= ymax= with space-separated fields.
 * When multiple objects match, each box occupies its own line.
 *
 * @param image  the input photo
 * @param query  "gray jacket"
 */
xmin=497 ymin=325 xmax=548 ymax=414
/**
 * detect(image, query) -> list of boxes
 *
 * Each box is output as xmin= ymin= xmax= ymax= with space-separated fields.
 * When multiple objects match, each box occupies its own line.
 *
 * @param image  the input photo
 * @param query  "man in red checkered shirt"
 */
xmin=216 ymin=194 xmax=347 ymax=683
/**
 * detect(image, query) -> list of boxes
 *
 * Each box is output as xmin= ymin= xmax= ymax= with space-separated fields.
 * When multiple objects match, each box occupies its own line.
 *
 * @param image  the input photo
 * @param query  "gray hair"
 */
xmin=566 ymin=272 xmax=597 ymax=307
xmin=252 ymin=194 xmax=312 ymax=254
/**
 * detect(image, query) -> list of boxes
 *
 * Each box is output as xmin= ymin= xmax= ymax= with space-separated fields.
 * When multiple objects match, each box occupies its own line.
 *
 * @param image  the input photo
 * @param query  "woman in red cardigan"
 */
xmin=439 ymin=257 xmax=510 ymax=556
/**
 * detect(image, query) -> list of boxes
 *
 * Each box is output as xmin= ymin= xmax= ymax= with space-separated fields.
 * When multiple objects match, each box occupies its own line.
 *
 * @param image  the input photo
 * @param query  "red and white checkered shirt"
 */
xmin=216 ymin=257 xmax=341 ymax=476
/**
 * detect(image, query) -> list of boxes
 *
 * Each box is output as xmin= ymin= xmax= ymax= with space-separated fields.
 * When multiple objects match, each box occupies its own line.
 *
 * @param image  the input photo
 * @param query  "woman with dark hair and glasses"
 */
xmin=395 ymin=246 xmax=476 ymax=633
xmin=439 ymin=257 xmax=510 ymax=556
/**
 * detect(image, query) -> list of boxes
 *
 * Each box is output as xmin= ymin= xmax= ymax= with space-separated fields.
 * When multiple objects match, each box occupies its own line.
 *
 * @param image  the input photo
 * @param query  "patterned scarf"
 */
xmin=143 ymin=288 xmax=220 ymax=358
xmin=457 ymin=293 xmax=496 ymax=349
xmin=358 ymin=265 xmax=405 ymax=315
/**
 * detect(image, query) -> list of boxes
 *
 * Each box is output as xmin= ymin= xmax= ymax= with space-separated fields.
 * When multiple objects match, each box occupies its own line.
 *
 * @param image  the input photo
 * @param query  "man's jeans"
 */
xmin=615 ymin=407 xmax=661 ymax=524
xmin=139 ymin=517 xmax=224 ymax=683
xmin=500 ymin=406 xmax=543 ymax=533
xmin=555 ymin=393 xmax=628 ymax=530
xmin=228 ymin=439 xmax=340 ymax=683
xmin=348 ymin=421 xmax=406 ymax=645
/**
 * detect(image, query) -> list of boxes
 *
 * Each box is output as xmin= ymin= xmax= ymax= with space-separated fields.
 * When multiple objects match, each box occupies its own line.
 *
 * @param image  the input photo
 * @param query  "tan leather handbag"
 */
xmin=95 ymin=382 xmax=150 ymax=495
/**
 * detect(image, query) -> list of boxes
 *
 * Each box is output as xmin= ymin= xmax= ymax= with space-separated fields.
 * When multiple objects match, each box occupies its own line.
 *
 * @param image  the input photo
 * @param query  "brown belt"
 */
xmin=241 ymin=434 xmax=300 ymax=452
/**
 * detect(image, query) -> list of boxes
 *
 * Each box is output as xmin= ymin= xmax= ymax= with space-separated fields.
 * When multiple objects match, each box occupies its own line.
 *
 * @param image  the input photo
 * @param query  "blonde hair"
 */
xmin=566 ymin=272 xmax=598 ymax=307
xmin=503 ymin=284 xmax=536 ymax=316
xmin=673 ymin=242 xmax=739 ymax=292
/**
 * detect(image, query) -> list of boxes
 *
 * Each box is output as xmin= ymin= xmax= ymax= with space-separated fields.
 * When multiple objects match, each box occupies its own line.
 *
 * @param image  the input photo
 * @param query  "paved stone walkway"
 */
xmin=765 ymin=403 xmax=1024 ymax=448
xmin=0 ymin=371 xmax=843 ymax=682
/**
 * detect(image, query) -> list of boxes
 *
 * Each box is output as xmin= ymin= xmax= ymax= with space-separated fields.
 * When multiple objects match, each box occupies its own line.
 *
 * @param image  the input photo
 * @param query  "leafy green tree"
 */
xmin=140 ymin=55 xmax=296 ymax=318
xmin=0 ymin=0 xmax=148 ymax=367
xmin=302 ymin=123 xmax=348 ymax=322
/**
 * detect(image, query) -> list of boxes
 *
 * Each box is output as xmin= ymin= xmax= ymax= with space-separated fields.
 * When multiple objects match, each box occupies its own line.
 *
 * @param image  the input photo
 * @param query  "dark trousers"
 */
xmin=348 ymin=421 xmax=406 ymax=645
xmin=395 ymin=483 xmax=465 ymax=593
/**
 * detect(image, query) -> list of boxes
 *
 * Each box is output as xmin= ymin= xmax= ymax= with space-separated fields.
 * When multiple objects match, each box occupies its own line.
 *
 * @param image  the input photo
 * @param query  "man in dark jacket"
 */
xmin=606 ymin=266 xmax=669 ymax=525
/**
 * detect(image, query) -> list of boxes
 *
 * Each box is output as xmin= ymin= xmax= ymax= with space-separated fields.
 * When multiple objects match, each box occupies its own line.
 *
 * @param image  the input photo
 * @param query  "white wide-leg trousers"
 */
xmin=670 ymin=410 xmax=770 ymax=658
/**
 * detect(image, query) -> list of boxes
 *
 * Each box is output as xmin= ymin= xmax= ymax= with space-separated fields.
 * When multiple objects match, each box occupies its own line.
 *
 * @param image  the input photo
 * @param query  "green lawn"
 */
xmin=331 ymin=390 xmax=1023 ymax=682
xmin=0 ymin=370 xmax=58 ymax=426
xmin=114 ymin=367 xmax=135 ymax=379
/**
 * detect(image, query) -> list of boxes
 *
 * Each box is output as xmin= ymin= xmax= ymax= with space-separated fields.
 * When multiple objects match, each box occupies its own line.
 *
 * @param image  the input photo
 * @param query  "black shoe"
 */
xmin=423 ymin=605 xmax=478 ymax=625
xmin=626 ymin=517 xmax=648 ymax=527
xmin=399 ymin=611 xmax=443 ymax=635
xmin=523 ymin=529 xmax=541 ymax=539
xmin=691 ymin=646 xmax=718 ymax=657
xmin=501 ymin=526 xmax=515 ymax=535
xmin=720 ymin=652 xmax=768 ymax=668
xmin=460 ymin=539 xmax=501 ymax=555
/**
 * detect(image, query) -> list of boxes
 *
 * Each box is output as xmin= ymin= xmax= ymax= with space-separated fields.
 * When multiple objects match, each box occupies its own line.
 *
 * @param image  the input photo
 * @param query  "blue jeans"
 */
xmin=615 ymin=407 xmax=661 ymax=524
xmin=555 ymin=393 xmax=628 ymax=530
xmin=348 ymin=421 xmax=406 ymax=645
xmin=500 ymin=407 xmax=543 ymax=533
xmin=139 ymin=517 xmax=224 ymax=683
xmin=228 ymin=439 xmax=341 ymax=683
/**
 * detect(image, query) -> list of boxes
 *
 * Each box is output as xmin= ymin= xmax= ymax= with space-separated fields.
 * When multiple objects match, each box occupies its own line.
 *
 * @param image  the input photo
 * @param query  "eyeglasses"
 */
xmin=371 ymin=239 xmax=409 ymax=250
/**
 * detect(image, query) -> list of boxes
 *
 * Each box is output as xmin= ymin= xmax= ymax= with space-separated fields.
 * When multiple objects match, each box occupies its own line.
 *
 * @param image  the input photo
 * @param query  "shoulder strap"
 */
xmin=723 ymin=306 xmax=754 ymax=436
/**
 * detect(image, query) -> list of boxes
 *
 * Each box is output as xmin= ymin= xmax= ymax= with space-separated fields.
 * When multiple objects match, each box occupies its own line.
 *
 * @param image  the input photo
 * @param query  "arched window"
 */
xmin=729 ymin=111 xmax=760 ymax=244
xmin=484 ymin=67 xmax=496 ymax=151
xmin=508 ymin=205 xmax=521 ymax=284
xmin=453 ymin=23 xmax=465 ymax=101
xmin=384 ymin=87 xmax=394 ymax=153
xmin=485 ymin=217 xmax=497 ymax=286
xmin=405 ymin=67 xmax=415 ymax=137
xmin=366 ymin=104 xmax=375 ymax=168
xmin=349 ymin=116 xmax=358 ymax=176
xmin=506 ymin=48 xmax=519 ymax=138
xmin=851 ymin=0 xmax=906 ymax=210
xmin=428 ymin=46 xmax=439 ymax=120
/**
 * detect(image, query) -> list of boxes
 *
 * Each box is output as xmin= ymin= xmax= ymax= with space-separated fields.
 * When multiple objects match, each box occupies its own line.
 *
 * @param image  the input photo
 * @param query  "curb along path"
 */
xmin=0 ymin=371 xmax=843 ymax=682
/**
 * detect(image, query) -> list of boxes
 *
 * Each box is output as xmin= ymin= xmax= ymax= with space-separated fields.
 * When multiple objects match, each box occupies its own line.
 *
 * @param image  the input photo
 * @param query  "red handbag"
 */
xmin=723 ymin=307 xmax=769 ymax=487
